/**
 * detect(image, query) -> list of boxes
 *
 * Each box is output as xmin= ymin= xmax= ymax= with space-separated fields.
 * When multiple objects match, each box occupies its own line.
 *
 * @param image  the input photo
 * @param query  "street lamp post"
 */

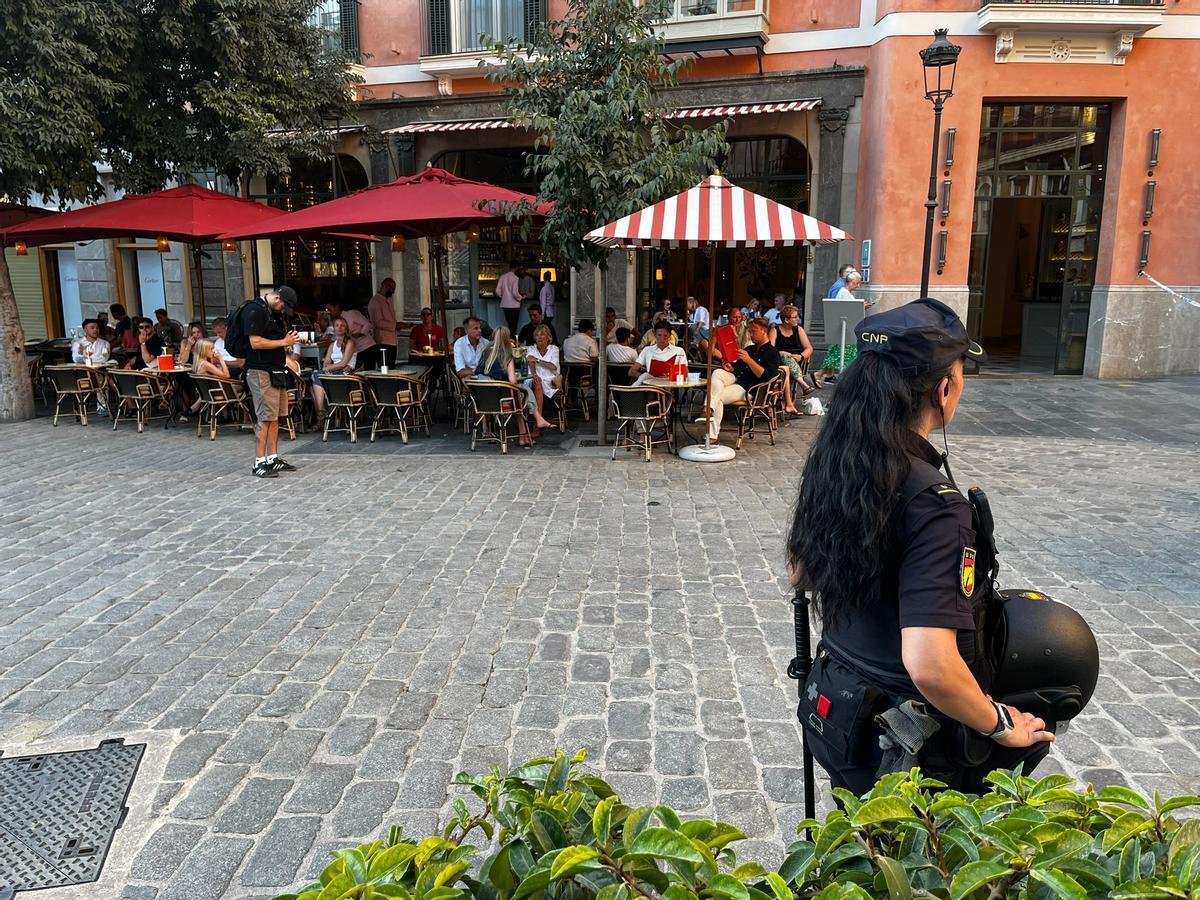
xmin=919 ymin=29 xmax=961 ymax=298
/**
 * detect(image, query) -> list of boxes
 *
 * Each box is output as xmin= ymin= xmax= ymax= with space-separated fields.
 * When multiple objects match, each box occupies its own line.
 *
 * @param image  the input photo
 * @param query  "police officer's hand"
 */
xmin=995 ymin=705 xmax=1056 ymax=748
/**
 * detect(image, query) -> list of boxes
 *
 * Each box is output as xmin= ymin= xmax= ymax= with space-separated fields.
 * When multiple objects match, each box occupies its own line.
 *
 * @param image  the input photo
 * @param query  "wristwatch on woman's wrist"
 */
xmin=981 ymin=700 xmax=1015 ymax=740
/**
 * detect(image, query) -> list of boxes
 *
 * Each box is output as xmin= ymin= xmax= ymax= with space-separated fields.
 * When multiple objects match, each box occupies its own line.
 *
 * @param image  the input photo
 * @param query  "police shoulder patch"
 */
xmin=960 ymin=546 xmax=977 ymax=598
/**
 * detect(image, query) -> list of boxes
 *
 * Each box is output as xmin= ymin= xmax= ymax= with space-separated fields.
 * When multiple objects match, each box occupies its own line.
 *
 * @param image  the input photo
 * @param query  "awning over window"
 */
xmin=383 ymin=98 xmax=820 ymax=134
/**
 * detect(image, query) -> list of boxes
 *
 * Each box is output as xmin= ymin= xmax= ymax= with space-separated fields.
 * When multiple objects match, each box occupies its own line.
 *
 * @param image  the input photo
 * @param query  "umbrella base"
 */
xmin=679 ymin=443 xmax=736 ymax=463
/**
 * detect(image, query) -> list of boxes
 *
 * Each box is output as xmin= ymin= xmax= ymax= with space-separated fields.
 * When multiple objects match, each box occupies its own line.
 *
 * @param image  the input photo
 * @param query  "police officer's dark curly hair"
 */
xmin=787 ymin=352 xmax=955 ymax=629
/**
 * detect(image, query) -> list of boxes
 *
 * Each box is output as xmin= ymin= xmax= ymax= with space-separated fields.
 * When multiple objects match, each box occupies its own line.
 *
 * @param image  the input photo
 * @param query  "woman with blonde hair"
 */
xmin=474 ymin=326 xmax=548 ymax=446
xmin=310 ymin=316 xmax=358 ymax=420
xmin=770 ymin=303 xmax=815 ymax=415
xmin=180 ymin=339 xmax=231 ymax=420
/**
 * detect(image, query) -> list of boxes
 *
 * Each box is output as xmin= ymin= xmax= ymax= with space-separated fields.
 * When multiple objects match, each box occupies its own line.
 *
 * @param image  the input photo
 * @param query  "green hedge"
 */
xmin=274 ymin=749 xmax=1200 ymax=900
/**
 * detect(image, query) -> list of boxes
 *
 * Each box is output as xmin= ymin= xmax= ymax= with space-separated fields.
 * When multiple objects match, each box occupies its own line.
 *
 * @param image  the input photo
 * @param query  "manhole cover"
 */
xmin=0 ymin=738 xmax=144 ymax=896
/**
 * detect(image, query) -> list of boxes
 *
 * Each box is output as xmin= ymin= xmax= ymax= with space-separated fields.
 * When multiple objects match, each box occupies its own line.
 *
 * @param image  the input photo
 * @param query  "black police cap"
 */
xmin=855 ymin=297 xmax=986 ymax=375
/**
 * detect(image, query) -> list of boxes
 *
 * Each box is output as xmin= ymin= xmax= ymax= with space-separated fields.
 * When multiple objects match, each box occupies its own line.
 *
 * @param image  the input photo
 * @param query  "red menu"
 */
xmin=715 ymin=324 xmax=741 ymax=362
xmin=648 ymin=357 xmax=675 ymax=378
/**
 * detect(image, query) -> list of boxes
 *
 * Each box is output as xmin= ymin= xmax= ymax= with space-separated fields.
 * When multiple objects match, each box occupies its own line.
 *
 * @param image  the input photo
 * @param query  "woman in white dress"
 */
xmin=526 ymin=324 xmax=562 ymax=430
xmin=310 ymin=316 xmax=358 ymax=419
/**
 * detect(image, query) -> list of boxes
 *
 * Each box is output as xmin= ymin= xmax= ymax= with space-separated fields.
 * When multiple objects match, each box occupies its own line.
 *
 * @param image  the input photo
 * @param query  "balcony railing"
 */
xmin=421 ymin=0 xmax=547 ymax=57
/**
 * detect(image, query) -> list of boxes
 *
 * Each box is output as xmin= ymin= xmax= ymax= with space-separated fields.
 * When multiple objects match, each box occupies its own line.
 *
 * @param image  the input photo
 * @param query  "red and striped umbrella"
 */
xmin=584 ymin=172 xmax=850 ymax=249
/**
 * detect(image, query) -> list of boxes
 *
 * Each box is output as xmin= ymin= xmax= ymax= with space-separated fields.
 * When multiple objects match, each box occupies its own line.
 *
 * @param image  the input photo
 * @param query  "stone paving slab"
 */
xmin=0 ymin=376 xmax=1197 ymax=896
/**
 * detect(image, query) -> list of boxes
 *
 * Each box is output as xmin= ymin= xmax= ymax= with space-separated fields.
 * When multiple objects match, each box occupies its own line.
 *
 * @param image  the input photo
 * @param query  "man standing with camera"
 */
xmin=245 ymin=286 xmax=301 ymax=478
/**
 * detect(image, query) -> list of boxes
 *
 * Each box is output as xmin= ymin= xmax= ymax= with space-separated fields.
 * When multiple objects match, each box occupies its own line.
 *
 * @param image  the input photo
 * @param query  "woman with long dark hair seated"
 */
xmin=787 ymin=298 xmax=1054 ymax=796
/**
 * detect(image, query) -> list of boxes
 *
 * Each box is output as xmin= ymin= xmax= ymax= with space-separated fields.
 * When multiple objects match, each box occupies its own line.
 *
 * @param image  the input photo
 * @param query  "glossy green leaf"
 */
xmin=628 ymin=826 xmax=705 ymax=864
xmin=549 ymin=845 xmax=601 ymax=881
xmin=851 ymin=796 xmax=918 ymax=828
xmin=948 ymin=860 xmax=1013 ymax=900
xmin=1118 ymin=837 xmax=1143 ymax=884
xmin=1103 ymin=812 xmax=1155 ymax=852
xmin=622 ymin=806 xmax=655 ymax=851
xmin=1028 ymin=866 xmax=1087 ymax=900
xmin=875 ymin=856 xmax=911 ymax=900
xmin=593 ymin=795 xmax=618 ymax=847
xmin=1169 ymin=820 xmax=1200 ymax=869
xmin=1160 ymin=796 xmax=1200 ymax=817
xmin=1098 ymin=786 xmax=1152 ymax=811
xmin=763 ymin=872 xmax=793 ymax=900
xmin=814 ymin=816 xmax=854 ymax=858
xmin=367 ymin=843 xmax=418 ymax=881
xmin=705 ymin=874 xmax=751 ymax=900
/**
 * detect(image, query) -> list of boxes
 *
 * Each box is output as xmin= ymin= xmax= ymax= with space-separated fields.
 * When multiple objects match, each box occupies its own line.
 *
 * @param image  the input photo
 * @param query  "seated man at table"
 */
xmin=454 ymin=317 xmax=491 ymax=378
xmin=605 ymin=307 xmax=633 ymax=343
xmin=696 ymin=306 xmax=749 ymax=364
xmin=518 ymin=305 xmax=557 ymax=347
xmin=153 ymin=308 xmax=184 ymax=347
xmin=131 ymin=318 xmax=164 ymax=370
xmin=563 ymin=319 xmax=599 ymax=364
xmin=72 ymin=318 xmax=111 ymax=366
xmin=212 ymin=317 xmax=244 ymax=371
xmin=606 ymin=327 xmax=639 ymax=386
xmin=631 ymin=322 xmax=687 ymax=382
xmin=408 ymin=307 xmax=446 ymax=353
xmin=704 ymin=317 xmax=781 ymax=444
xmin=639 ymin=314 xmax=679 ymax=349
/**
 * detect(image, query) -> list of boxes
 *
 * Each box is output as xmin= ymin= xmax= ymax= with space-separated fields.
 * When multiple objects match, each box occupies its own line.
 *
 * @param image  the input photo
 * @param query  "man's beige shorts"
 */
xmin=246 ymin=369 xmax=289 ymax=425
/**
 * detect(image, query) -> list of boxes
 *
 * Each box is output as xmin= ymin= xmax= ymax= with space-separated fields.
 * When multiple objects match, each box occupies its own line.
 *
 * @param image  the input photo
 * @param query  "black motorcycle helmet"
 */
xmin=989 ymin=590 xmax=1100 ymax=723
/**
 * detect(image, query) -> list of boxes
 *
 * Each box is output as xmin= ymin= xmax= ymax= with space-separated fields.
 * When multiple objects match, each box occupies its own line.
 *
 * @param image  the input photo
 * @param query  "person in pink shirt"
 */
xmin=496 ymin=260 xmax=525 ymax=333
xmin=367 ymin=278 xmax=398 ymax=360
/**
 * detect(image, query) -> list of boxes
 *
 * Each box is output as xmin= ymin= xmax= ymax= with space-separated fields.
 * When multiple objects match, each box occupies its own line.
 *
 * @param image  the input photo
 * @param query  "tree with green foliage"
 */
xmin=482 ymin=0 xmax=728 ymax=273
xmin=0 ymin=0 xmax=357 ymax=421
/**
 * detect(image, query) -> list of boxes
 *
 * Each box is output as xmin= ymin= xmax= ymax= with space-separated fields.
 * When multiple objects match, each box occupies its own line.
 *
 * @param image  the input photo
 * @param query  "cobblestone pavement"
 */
xmin=1 ymin=376 xmax=1198 ymax=898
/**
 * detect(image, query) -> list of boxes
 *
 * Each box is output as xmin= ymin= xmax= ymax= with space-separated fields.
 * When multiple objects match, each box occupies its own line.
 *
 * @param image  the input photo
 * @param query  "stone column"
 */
xmin=814 ymin=104 xmax=850 ymax=335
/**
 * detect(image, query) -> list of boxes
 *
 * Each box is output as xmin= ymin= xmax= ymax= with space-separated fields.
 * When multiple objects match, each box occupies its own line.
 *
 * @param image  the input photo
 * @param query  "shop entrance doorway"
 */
xmin=967 ymin=104 xmax=1110 ymax=374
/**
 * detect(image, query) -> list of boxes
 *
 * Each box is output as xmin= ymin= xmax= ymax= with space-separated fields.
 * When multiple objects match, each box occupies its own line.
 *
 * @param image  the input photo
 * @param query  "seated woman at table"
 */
xmin=770 ymin=303 xmax=814 ymax=416
xmin=177 ymin=322 xmax=208 ymax=368
xmin=474 ymin=327 xmax=548 ymax=445
xmin=181 ymin=339 xmax=231 ymax=419
xmin=309 ymin=316 xmax=358 ymax=421
xmin=526 ymin=324 xmax=563 ymax=430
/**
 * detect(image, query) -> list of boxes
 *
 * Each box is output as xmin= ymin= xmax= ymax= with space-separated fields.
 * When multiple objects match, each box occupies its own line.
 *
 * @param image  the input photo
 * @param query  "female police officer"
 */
xmin=787 ymin=297 xmax=1055 ymax=795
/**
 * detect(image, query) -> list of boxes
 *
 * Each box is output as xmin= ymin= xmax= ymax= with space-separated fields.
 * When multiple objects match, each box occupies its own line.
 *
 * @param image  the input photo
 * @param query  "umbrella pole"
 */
xmin=703 ymin=249 xmax=716 ymax=445
xmin=433 ymin=238 xmax=449 ymax=342
xmin=597 ymin=263 xmax=607 ymax=445
xmin=192 ymin=245 xmax=208 ymax=325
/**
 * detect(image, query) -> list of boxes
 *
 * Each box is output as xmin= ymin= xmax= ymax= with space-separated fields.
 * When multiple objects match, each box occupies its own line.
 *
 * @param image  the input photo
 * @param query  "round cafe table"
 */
xmin=637 ymin=376 xmax=708 ymax=455
xmin=407 ymin=350 xmax=451 ymax=414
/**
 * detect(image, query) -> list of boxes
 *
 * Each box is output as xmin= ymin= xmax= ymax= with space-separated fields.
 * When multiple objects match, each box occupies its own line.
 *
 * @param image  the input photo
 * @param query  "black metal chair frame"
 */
xmin=609 ymin=385 xmax=674 ymax=462
xmin=730 ymin=374 xmax=784 ymax=449
xmin=109 ymin=369 xmax=171 ymax=433
xmin=465 ymin=380 xmax=531 ymax=454
xmin=45 ymin=364 xmax=101 ymax=427
xmin=364 ymin=373 xmax=430 ymax=444
xmin=189 ymin=373 xmax=252 ymax=440
xmin=318 ymin=374 xmax=369 ymax=443
xmin=564 ymin=361 xmax=597 ymax=422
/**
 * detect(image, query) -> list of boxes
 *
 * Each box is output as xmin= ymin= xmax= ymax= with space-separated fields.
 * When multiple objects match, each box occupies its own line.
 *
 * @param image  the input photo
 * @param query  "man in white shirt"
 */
xmin=212 ymin=317 xmax=243 ymax=370
xmin=687 ymin=296 xmax=710 ymax=341
xmin=764 ymin=293 xmax=787 ymax=326
xmin=606 ymin=327 xmax=639 ymax=386
xmin=454 ymin=317 xmax=491 ymax=377
xmin=496 ymin=260 xmax=524 ymax=333
xmin=72 ymin=318 xmax=111 ymax=366
xmin=563 ymin=319 xmax=599 ymax=364
xmin=605 ymin=307 xmax=633 ymax=343
xmin=631 ymin=322 xmax=687 ymax=382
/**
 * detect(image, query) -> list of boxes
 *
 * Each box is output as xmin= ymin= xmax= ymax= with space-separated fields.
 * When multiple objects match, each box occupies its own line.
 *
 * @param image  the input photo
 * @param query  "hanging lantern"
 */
xmin=155 ymin=236 xmax=170 ymax=253
xmin=221 ymin=239 xmax=238 ymax=253
xmin=466 ymin=224 xmax=481 ymax=243
xmin=14 ymin=241 xmax=28 ymax=256
xmin=391 ymin=235 xmax=406 ymax=253
xmin=655 ymin=267 xmax=663 ymax=282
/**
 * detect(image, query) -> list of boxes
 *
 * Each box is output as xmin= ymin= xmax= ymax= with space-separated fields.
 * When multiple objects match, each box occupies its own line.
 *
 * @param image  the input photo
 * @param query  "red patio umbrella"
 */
xmin=585 ymin=172 xmax=850 ymax=460
xmin=2 ymin=185 xmax=292 ymax=323
xmin=217 ymin=167 xmax=552 ymax=337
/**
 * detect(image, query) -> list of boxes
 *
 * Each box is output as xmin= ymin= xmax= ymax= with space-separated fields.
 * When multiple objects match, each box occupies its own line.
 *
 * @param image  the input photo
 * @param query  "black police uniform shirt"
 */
xmin=732 ymin=341 xmax=782 ymax=392
xmin=823 ymin=431 xmax=980 ymax=696
xmin=243 ymin=298 xmax=287 ymax=371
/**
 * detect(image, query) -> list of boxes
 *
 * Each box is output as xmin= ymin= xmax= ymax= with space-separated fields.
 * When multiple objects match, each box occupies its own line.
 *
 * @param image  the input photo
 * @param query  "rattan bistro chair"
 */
xmin=364 ymin=373 xmax=430 ymax=444
xmin=189 ymin=373 xmax=252 ymax=440
xmin=464 ymin=380 xmax=530 ymax=454
xmin=318 ymin=374 xmax=369 ymax=443
xmin=564 ymin=361 xmax=597 ymax=422
xmin=45 ymin=364 xmax=103 ymax=426
xmin=609 ymin=385 xmax=674 ymax=462
xmin=729 ymin=373 xmax=784 ymax=449
xmin=109 ymin=369 xmax=171 ymax=433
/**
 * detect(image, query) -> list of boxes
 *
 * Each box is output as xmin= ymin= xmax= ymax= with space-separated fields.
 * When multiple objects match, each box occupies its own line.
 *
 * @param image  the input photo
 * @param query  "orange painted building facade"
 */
xmin=330 ymin=0 xmax=1199 ymax=377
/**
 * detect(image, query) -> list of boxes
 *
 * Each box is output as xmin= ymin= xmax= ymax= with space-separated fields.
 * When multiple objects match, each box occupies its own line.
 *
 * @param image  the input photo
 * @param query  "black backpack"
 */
xmin=224 ymin=298 xmax=261 ymax=359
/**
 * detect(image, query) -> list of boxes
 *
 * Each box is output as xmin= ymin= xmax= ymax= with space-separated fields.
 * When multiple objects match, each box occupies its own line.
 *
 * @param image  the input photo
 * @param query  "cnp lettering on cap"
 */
xmin=861 ymin=332 xmax=888 ymax=344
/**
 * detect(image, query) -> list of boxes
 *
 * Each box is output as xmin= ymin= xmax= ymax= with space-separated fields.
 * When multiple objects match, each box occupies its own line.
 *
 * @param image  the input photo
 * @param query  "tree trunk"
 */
xmin=0 ymin=250 xmax=35 ymax=422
